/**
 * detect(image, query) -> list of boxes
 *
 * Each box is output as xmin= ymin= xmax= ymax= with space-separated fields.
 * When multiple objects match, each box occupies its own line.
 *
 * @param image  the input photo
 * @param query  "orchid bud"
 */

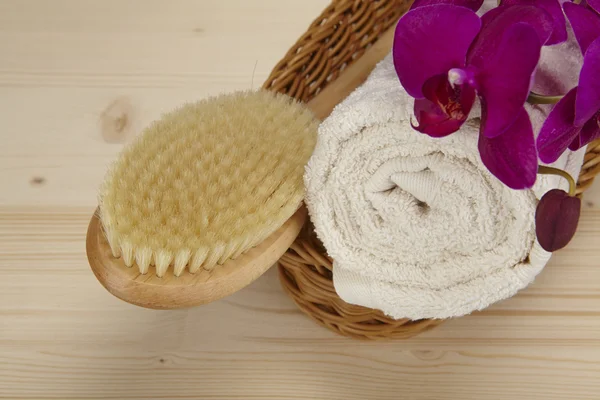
xmin=535 ymin=189 xmax=581 ymax=252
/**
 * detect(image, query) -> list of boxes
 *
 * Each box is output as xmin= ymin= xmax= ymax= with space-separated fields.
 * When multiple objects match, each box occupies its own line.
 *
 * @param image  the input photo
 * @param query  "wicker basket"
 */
xmin=262 ymin=0 xmax=600 ymax=340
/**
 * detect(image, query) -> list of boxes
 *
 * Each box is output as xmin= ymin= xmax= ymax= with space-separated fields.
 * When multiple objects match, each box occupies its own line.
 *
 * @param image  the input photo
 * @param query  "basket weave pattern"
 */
xmin=263 ymin=0 xmax=409 ymax=102
xmin=263 ymin=0 xmax=600 ymax=340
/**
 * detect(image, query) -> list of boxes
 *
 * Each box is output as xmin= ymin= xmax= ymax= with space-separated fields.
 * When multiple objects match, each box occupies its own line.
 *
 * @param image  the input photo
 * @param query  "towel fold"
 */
xmin=304 ymin=37 xmax=586 ymax=319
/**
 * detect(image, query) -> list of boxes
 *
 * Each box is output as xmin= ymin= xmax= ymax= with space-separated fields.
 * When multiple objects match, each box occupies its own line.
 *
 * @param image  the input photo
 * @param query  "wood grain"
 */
xmin=1 ymin=1 xmax=600 ymax=399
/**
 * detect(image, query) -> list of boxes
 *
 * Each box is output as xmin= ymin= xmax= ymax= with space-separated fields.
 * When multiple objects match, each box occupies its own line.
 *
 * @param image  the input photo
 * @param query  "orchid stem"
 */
xmin=538 ymin=166 xmax=577 ymax=197
xmin=527 ymin=92 xmax=564 ymax=105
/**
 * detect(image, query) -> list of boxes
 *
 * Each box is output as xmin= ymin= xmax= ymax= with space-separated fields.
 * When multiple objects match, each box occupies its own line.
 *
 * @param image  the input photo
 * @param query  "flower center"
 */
xmin=439 ymin=69 xmax=477 ymax=120
xmin=419 ymin=73 xmax=477 ymax=132
xmin=448 ymin=68 xmax=467 ymax=87
xmin=447 ymin=68 xmax=475 ymax=89
xmin=444 ymin=93 xmax=467 ymax=120
xmin=437 ymin=81 xmax=470 ymax=120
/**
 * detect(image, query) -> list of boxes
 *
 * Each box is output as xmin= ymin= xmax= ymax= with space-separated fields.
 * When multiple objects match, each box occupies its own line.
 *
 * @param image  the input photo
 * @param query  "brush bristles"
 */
xmin=98 ymin=90 xmax=317 ymax=277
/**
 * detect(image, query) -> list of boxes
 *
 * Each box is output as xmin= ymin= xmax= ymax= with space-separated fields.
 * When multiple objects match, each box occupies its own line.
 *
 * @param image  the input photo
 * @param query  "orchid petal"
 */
xmin=588 ymin=0 xmax=600 ymax=13
xmin=413 ymin=99 xmax=465 ymax=137
xmin=574 ymin=38 xmax=600 ymax=126
xmin=474 ymin=23 xmax=542 ymax=138
xmin=500 ymin=0 xmax=567 ymax=45
xmin=412 ymin=74 xmax=476 ymax=137
xmin=568 ymin=136 xmax=580 ymax=152
xmin=478 ymin=107 xmax=538 ymax=189
xmin=469 ymin=5 xmax=553 ymax=61
xmin=410 ymin=0 xmax=483 ymax=11
xmin=579 ymin=115 xmax=600 ymax=145
xmin=393 ymin=4 xmax=481 ymax=98
xmin=563 ymin=2 xmax=600 ymax=55
xmin=569 ymin=115 xmax=600 ymax=150
xmin=535 ymin=189 xmax=581 ymax=252
xmin=537 ymin=88 xmax=581 ymax=163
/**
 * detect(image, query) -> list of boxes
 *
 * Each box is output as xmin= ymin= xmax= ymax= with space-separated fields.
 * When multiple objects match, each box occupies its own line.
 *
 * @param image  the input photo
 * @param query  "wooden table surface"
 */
xmin=1 ymin=1 xmax=600 ymax=399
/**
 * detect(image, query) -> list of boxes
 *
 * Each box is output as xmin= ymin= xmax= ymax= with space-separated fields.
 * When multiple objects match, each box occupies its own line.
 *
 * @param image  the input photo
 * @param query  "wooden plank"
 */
xmin=0 ymin=0 xmax=329 ymax=207
xmin=1 ymin=206 xmax=600 ymax=399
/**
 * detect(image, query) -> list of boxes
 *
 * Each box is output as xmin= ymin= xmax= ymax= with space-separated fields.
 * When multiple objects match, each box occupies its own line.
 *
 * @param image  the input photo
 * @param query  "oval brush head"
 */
xmin=98 ymin=90 xmax=317 ymax=278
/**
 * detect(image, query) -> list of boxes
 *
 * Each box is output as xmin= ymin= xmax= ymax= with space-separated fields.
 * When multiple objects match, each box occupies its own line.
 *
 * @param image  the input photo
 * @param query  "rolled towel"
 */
xmin=304 ymin=40 xmax=586 ymax=320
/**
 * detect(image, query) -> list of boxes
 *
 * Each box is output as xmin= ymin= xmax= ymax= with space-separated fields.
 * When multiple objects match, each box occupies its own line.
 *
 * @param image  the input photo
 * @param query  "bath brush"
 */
xmin=86 ymin=90 xmax=317 ymax=309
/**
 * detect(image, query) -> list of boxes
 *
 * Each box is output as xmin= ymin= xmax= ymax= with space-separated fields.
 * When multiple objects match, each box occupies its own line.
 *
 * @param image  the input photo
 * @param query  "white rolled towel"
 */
xmin=304 ymin=40 xmax=586 ymax=320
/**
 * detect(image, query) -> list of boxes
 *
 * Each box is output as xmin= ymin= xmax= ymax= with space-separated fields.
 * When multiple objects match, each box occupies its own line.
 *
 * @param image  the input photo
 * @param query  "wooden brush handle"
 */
xmin=86 ymin=207 xmax=307 ymax=309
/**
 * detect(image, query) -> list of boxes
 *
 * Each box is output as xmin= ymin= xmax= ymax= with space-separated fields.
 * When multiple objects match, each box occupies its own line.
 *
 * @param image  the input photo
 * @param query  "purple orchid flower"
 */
xmin=393 ymin=4 xmax=553 ymax=189
xmin=536 ymin=40 xmax=600 ymax=162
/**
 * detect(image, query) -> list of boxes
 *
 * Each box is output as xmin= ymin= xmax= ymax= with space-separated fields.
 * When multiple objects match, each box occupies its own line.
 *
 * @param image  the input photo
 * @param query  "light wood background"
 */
xmin=1 ymin=1 xmax=600 ymax=399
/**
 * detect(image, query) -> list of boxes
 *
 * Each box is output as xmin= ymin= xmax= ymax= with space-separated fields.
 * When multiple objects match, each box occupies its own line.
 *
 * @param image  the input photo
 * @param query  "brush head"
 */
xmin=99 ymin=90 xmax=317 ymax=277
